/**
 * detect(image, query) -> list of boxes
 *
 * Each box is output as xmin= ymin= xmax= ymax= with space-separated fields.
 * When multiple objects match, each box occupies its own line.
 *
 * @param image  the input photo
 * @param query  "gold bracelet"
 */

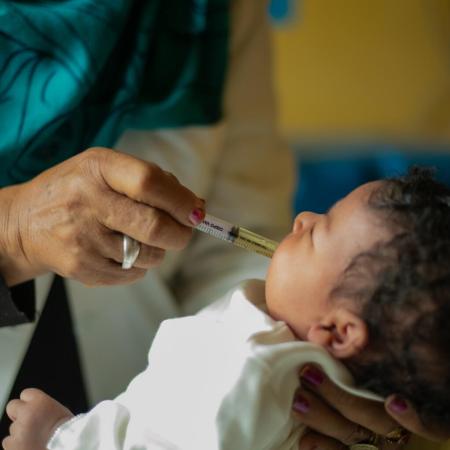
xmin=384 ymin=426 xmax=410 ymax=445
xmin=350 ymin=427 xmax=410 ymax=449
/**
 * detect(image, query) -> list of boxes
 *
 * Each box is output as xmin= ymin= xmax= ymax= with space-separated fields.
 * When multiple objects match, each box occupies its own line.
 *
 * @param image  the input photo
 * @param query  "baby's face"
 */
xmin=266 ymin=181 xmax=389 ymax=340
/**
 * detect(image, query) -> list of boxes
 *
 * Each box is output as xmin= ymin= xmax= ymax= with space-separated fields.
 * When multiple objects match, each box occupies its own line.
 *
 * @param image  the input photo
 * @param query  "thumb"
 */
xmin=385 ymin=395 xmax=449 ymax=443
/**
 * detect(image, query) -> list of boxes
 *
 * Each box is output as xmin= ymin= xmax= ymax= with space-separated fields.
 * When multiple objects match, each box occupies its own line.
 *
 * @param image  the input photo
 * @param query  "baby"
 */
xmin=3 ymin=167 xmax=450 ymax=450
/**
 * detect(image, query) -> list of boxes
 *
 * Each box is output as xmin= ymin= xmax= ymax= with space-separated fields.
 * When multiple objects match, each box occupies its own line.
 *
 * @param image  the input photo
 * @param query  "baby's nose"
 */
xmin=293 ymin=211 xmax=320 ymax=233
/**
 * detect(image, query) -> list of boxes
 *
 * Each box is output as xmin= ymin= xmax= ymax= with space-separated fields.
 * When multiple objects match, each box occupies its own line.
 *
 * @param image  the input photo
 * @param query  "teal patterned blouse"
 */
xmin=0 ymin=0 xmax=229 ymax=186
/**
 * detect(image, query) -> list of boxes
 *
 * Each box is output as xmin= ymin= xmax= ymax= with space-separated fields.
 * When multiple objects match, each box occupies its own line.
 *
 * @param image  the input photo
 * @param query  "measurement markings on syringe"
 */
xmin=202 ymin=220 xmax=224 ymax=232
xmin=196 ymin=213 xmax=278 ymax=258
xmin=199 ymin=219 xmax=236 ymax=242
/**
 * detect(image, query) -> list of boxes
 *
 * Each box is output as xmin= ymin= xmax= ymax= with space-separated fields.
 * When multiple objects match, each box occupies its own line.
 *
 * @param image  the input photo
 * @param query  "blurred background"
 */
xmin=269 ymin=1 xmax=449 ymax=449
xmin=269 ymin=0 xmax=450 ymax=213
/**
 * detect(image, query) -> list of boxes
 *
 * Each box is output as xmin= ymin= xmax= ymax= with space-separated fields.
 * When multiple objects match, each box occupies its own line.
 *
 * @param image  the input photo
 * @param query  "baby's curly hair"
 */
xmin=331 ymin=166 xmax=450 ymax=428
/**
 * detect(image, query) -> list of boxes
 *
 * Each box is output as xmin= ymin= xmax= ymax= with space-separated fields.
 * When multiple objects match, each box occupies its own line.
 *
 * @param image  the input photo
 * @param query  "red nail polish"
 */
xmin=293 ymin=395 xmax=310 ymax=414
xmin=301 ymin=366 xmax=324 ymax=387
xmin=389 ymin=397 xmax=408 ymax=413
xmin=189 ymin=208 xmax=205 ymax=226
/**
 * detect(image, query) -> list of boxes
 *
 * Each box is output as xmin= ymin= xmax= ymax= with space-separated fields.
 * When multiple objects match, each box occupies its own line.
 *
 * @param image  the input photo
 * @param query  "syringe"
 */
xmin=196 ymin=213 xmax=279 ymax=258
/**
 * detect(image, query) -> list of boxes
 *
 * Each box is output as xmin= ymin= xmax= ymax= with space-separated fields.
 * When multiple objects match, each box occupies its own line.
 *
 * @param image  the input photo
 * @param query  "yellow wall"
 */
xmin=272 ymin=0 xmax=450 ymax=145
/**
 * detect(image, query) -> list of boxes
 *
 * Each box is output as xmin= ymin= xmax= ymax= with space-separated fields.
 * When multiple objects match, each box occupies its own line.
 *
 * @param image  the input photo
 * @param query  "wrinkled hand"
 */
xmin=0 ymin=147 xmax=205 ymax=286
xmin=293 ymin=366 xmax=409 ymax=450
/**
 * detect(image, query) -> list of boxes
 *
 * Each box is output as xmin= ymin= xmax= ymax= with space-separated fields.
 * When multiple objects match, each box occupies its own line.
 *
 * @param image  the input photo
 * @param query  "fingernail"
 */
xmin=388 ymin=396 xmax=408 ymax=413
xmin=189 ymin=208 xmax=205 ymax=226
xmin=293 ymin=394 xmax=310 ymax=414
xmin=300 ymin=366 xmax=324 ymax=387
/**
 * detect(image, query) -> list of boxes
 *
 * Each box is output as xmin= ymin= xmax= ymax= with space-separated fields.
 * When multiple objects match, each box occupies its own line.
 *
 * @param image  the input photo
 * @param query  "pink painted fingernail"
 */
xmin=301 ymin=366 xmax=324 ymax=387
xmin=293 ymin=394 xmax=310 ymax=414
xmin=388 ymin=396 xmax=408 ymax=413
xmin=189 ymin=208 xmax=205 ymax=226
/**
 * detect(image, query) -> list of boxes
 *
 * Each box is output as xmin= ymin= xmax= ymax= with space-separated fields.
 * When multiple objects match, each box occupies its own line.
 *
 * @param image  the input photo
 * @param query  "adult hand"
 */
xmin=293 ymin=365 xmax=411 ymax=450
xmin=0 ymin=147 xmax=205 ymax=287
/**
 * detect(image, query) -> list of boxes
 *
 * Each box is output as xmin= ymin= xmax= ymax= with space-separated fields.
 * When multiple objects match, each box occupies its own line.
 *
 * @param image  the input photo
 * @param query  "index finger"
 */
xmin=92 ymin=148 xmax=204 ymax=226
xmin=385 ymin=395 xmax=450 ymax=443
xmin=300 ymin=365 xmax=398 ymax=436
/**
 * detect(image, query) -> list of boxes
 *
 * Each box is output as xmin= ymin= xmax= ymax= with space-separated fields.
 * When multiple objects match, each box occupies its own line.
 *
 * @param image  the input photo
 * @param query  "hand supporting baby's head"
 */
xmin=266 ymin=166 xmax=450 ymax=430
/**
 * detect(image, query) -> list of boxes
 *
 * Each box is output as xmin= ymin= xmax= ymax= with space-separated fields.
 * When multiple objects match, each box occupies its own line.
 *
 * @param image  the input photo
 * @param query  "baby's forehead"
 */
xmin=331 ymin=181 xmax=385 ymax=216
xmin=347 ymin=180 xmax=384 ymax=202
xmin=330 ymin=181 xmax=392 ymax=246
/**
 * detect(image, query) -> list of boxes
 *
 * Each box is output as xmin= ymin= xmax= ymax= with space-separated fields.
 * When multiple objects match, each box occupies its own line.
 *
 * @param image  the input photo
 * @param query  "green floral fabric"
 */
xmin=0 ymin=0 xmax=229 ymax=186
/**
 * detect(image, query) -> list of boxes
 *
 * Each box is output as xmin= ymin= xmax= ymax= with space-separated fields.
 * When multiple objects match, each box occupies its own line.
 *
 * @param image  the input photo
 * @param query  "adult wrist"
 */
xmin=0 ymin=183 xmax=43 ymax=286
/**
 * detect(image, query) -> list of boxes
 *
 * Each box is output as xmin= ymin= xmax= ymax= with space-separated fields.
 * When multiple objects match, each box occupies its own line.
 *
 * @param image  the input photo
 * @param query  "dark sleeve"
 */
xmin=0 ymin=275 xmax=35 ymax=327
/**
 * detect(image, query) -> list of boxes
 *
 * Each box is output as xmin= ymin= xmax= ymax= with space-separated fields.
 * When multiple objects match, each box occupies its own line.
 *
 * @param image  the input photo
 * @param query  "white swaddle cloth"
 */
xmin=48 ymin=279 xmax=382 ymax=450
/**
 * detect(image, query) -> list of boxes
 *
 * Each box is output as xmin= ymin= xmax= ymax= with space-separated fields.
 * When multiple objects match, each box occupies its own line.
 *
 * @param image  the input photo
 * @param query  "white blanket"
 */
xmin=48 ymin=280 xmax=382 ymax=450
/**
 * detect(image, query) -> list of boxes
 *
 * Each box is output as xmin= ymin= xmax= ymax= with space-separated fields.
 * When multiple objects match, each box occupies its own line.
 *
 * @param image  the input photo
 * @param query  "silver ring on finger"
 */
xmin=122 ymin=235 xmax=141 ymax=269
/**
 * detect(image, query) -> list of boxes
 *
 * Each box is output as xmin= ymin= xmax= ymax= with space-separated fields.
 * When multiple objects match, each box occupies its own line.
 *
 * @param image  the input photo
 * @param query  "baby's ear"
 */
xmin=307 ymin=309 xmax=368 ymax=359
